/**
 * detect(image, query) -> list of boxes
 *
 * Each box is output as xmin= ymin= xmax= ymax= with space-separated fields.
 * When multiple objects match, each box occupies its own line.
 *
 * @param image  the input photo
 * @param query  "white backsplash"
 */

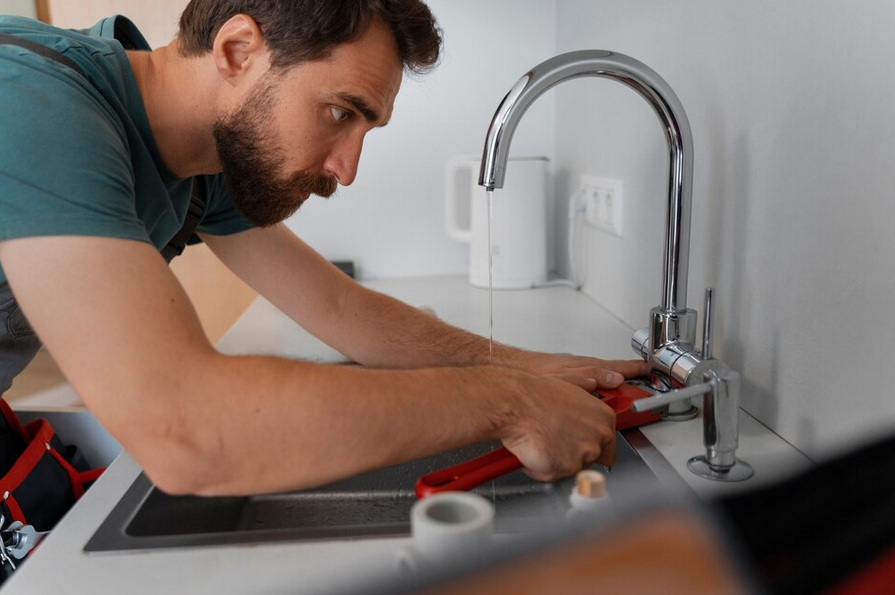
xmin=554 ymin=0 xmax=895 ymax=461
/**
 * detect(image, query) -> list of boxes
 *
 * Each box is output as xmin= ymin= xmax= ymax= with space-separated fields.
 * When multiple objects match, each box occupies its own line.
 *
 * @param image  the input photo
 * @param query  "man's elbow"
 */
xmin=140 ymin=448 xmax=224 ymax=497
xmin=124 ymin=413 xmax=231 ymax=497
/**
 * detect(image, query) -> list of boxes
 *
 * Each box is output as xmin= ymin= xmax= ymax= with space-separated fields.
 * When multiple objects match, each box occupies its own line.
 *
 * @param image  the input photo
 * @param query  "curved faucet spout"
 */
xmin=478 ymin=50 xmax=693 ymax=314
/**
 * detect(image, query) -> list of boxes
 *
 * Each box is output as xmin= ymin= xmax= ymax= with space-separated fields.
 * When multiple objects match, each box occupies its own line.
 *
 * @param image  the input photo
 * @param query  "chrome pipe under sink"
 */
xmin=85 ymin=431 xmax=675 ymax=553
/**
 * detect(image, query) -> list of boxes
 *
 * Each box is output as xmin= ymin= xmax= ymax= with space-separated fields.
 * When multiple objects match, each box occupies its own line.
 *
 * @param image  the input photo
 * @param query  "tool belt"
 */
xmin=0 ymin=398 xmax=104 ymax=581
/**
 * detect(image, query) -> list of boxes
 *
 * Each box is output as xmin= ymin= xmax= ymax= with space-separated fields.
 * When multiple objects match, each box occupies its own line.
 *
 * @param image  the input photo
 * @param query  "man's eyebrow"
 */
xmin=336 ymin=92 xmax=387 ymax=126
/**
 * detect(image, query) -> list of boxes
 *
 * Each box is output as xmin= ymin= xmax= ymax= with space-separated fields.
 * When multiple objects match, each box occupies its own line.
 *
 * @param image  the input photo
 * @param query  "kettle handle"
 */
xmin=445 ymin=157 xmax=475 ymax=243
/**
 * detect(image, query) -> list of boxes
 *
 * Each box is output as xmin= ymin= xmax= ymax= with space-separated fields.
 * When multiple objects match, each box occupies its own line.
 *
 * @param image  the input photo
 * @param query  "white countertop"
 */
xmin=4 ymin=276 xmax=811 ymax=595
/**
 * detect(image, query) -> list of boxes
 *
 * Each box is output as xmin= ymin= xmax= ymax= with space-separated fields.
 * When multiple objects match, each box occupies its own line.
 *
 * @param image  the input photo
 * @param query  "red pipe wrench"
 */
xmin=415 ymin=382 xmax=661 ymax=498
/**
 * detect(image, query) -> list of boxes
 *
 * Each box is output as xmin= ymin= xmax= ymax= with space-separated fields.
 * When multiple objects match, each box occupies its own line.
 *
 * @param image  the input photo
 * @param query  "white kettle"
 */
xmin=445 ymin=156 xmax=549 ymax=289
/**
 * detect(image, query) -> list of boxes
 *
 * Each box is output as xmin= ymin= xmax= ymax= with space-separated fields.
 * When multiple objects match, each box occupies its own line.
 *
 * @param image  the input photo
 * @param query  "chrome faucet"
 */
xmin=478 ymin=50 xmax=753 ymax=482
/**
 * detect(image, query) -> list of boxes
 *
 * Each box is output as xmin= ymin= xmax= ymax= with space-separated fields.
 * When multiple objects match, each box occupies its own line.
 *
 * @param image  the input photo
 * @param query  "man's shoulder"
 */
xmin=81 ymin=15 xmax=152 ymax=51
xmin=0 ymin=15 xmax=151 ymax=144
xmin=0 ymin=15 xmax=115 ymax=62
xmin=0 ymin=20 xmax=147 ymax=251
xmin=0 ymin=14 xmax=151 ymax=93
xmin=0 ymin=13 xmax=150 ymax=49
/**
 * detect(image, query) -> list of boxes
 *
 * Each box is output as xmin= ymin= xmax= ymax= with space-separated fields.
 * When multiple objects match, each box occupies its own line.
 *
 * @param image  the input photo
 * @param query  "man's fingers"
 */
xmin=602 ymin=359 xmax=651 ymax=378
xmin=593 ymin=371 xmax=624 ymax=389
xmin=596 ymin=428 xmax=617 ymax=467
xmin=552 ymin=367 xmax=628 ymax=390
xmin=504 ymin=373 xmax=621 ymax=483
xmin=556 ymin=373 xmax=598 ymax=392
xmin=588 ymin=360 xmax=651 ymax=389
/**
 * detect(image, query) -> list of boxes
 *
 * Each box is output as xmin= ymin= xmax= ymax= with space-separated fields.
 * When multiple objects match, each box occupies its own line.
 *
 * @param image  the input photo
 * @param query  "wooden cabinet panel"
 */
xmin=169 ymin=243 xmax=257 ymax=345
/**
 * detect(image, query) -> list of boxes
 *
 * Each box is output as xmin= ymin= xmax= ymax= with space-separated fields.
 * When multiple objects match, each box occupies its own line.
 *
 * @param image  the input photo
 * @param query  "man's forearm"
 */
xmin=202 ymin=226 xmax=520 ymax=370
xmin=145 ymin=353 xmax=522 ymax=496
xmin=333 ymin=282 xmax=510 ymax=368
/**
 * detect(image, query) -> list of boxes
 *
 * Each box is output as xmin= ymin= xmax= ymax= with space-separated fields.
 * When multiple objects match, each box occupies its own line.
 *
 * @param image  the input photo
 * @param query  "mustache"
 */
xmin=289 ymin=170 xmax=338 ymax=199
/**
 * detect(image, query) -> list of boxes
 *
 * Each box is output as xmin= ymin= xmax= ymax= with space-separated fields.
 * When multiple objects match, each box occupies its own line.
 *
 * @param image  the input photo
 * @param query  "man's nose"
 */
xmin=323 ymin=134 xmax=364 ymax=186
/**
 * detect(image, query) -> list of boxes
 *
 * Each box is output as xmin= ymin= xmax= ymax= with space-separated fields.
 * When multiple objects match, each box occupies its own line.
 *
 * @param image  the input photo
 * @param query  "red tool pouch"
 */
xmin=0 ymin=398 xmax=104 ymax=536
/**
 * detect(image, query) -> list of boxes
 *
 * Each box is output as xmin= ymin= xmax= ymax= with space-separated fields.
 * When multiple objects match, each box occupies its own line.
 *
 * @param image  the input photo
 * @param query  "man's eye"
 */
xmin=330 ymin=106 xmax=351 ymax=123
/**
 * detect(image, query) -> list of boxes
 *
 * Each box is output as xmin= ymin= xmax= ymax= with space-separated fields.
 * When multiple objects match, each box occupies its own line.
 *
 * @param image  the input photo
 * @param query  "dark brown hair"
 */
xmin=177 ymin=0 xmax=441 ymax=74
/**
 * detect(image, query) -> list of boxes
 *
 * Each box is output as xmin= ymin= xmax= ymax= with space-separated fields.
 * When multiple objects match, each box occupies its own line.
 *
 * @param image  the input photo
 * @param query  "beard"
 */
xmin=212 ymin=76 xmax=338 ymax=228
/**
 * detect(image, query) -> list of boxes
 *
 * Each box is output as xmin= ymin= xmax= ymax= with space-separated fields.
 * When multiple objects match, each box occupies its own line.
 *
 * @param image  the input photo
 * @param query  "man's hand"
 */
xmin=496 ymin=348 xmax=651 ymax=392
xmin=485 ymin=350 xmax=648 ymax=481
xmin=493 ymin=370 xmax=619 ymax=480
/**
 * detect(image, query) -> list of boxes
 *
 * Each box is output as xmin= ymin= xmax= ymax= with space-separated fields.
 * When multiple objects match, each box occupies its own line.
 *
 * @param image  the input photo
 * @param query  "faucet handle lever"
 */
xmin=702 ymin=287 xmax=714 ymax=360
xmin=630 ymin=381 xmax=713 ymax=413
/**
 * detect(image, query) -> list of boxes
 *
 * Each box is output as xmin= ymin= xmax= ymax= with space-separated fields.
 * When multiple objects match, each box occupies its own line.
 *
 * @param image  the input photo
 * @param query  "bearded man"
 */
xmin=0 ymin=1 xmax=646 ymax=514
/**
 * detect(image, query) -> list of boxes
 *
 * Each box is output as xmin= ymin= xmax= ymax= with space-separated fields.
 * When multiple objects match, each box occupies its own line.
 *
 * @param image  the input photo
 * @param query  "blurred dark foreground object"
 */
xmin=717 ymin=432 xmax=895 ymax=595
xmin=364 ymin=433 xmax=895 ymax=595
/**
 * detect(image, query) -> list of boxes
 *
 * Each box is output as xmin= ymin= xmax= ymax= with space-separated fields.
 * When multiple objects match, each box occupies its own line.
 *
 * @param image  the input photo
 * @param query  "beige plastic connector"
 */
xmin=574 ymin=469 xmax=607 ymax=499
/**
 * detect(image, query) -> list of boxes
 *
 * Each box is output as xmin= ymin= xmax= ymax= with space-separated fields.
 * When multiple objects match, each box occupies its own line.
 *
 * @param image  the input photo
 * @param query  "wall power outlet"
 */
xmin=581 ymin=175 xmax=623 ymax=237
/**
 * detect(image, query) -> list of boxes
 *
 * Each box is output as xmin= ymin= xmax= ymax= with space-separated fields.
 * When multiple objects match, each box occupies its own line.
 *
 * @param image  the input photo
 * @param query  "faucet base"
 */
xmin=647 ymin=375 xmax=698 ymax=421
xmin=662 ymin=402 xmax=699 ymax=421
xmin=687 ymin=456 xmax=754 ymax=482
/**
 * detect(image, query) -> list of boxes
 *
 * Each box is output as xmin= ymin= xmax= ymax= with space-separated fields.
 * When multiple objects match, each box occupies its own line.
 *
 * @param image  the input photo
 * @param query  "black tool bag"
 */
xmin=0 ymin=398 xmax=104 ymax=581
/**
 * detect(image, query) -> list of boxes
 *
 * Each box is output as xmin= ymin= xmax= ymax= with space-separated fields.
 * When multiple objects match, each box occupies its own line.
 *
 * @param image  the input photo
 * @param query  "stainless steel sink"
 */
xmin=85 ymin=430 xmax=675 ymax=553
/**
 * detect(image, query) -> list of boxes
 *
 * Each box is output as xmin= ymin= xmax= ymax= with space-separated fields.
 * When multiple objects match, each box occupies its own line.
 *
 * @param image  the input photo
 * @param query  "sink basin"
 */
xmin=85 ymin=430 xmax=671 ymax=552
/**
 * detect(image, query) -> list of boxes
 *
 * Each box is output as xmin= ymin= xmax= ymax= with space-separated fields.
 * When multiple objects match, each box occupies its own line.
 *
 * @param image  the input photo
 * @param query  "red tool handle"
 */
xmin=597 ymin=382 xmax=664 ymax=430
xmin=415 ymin=446 xmax=523 ymax=499
xmin=414 ymin=382 xmax=661 ymax=499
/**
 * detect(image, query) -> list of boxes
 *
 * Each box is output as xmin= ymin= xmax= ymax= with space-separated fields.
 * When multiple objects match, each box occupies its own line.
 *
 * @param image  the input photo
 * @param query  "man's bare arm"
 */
xmin=0 ymin=235 xmax=616 ymax=496
xmin=202 ymin=225 xmax=648 ymax=388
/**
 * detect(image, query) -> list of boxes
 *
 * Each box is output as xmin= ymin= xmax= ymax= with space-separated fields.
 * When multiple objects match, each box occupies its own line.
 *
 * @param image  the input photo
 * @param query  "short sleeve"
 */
xmin=0 ymin=47 xmax=150 ymax=246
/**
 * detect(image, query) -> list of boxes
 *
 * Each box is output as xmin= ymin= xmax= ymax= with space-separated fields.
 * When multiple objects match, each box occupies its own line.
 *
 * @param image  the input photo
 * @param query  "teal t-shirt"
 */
xmin=0 ymin=15 xmax=252 ymax=283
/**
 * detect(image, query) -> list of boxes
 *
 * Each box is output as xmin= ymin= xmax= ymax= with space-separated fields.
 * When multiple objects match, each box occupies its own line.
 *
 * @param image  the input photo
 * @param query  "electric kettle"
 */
xmin=445 ymin=156 xmax=549 ymax=289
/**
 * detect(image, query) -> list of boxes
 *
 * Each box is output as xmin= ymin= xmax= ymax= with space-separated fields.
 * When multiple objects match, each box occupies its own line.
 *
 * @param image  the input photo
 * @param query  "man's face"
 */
xmin=213 ymin=19 xmax=403 ymax=227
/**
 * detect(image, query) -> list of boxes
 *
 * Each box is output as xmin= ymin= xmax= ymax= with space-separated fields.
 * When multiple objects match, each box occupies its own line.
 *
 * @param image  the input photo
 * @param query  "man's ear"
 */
xmin=211 ymin=14 xmax=270 ymax=86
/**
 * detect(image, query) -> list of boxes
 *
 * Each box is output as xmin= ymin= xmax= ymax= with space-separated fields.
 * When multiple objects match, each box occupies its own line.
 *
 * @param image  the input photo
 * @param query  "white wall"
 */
xmin=0 ymin=0 xmax=36 ymax=18
xmin=47 ymin=0 xmax=558 ymax=280
xmin=286 ymin=0 xmax=558 ymax=280
xmin=554 ymin=0 xmax=895 ymax=460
